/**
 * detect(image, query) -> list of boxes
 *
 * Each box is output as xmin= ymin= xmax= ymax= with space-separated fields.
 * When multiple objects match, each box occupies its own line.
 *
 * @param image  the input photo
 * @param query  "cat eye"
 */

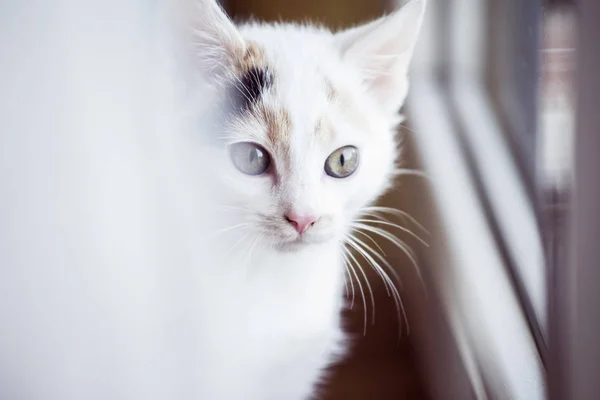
xmin=229 ymin=142 xmax=271 ymax=176
xmin=324 ymin=146 xmax=359 ymax=178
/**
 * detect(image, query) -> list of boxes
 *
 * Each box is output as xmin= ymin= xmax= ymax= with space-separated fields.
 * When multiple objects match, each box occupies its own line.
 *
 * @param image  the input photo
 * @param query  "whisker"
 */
xmin=347 ymin=235 xmax=400 ymax=301
xmin=241 ymin=233 xmax=262 ymax=278
xmin=223 ymin=231 xmax=251 ymax=259
xmin=360 ymin=205 xmax=430 ymax=236
xmin=344 ymin=240 xmax=377 ymax=327
xmin=352 ymin=223 xmax=415 ymax=258
xmin=343 ymin=270 xmax=350 ymax=298
xmin=200 ymin=223 xmax=251 ymax=242
xmin=349 ymin=230 xmax=402 ymax=286
xmin=353 ymin=228 xmax=387 ymax=257
xmin=348 ymin=234 xmax=404 ymax=296
xmin=238 ymin=230 xmax=260 ymax=262
xmin=340 ymin=249 xmax=355 ymax=306
xmin=347 ymin=234 xmax=410 ymax=338
xmin=347 ymin=235 xmax=392 ymax=298
xmin=342 ymin=246 xmax=370 ymax=336
xmin=398 ymin=123 xmax=420 ymax=136
xmin=391 ymin=168 xmax=430 ymax=180
xmin=215 ymin=222 xmax=252 ymax=235
xmin=352 ymin=223 xmax=423 ymax=286
xmin=230 ymin=72 xmax=255 ymax=107
xmin=353 ymin=219 xmax=429 ymax=247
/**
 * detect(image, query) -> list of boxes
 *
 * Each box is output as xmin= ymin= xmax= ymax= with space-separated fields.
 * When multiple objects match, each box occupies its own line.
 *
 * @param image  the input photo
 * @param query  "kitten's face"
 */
xmin=213 ymin=30 xmax=396 ymax=251
xmin=186 ymin=0 xmax=424 ymax=251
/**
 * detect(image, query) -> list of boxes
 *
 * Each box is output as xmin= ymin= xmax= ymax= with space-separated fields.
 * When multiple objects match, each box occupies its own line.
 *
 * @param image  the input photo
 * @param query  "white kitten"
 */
xmin=175 ymin=1 xmax=426 ymax=398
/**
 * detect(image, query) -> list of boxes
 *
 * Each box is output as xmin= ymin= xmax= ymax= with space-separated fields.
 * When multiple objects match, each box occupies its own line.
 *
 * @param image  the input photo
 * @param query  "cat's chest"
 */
xmin=242 ymin=250 xmax=340 ymax=322
xmin=196 ymin=244 xmax=347 ymax=398
xmin=204 ymin=245 xmax=345 ymax=342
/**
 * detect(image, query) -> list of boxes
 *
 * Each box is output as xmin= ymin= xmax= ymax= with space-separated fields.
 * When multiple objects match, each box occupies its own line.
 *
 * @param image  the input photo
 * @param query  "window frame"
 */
xmin=448 ymin=0 xmax=548 ymax=351
xmin=549 ymin=0 xmax=600 ymax=399
xmin=400 ymin=0 xmax=547 ymax=398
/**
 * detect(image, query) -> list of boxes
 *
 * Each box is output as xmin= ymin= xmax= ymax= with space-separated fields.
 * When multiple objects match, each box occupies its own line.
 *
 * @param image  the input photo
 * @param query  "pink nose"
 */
xmin=285 ymin=213 xmax=317 ymax=234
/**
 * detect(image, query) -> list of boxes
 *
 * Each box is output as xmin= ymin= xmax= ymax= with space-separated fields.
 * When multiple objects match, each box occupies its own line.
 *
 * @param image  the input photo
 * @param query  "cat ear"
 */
xmin=334 ymin=0 xmax=425 ymax=114
xmin=177 ymin=0 xmax=246 ymax=82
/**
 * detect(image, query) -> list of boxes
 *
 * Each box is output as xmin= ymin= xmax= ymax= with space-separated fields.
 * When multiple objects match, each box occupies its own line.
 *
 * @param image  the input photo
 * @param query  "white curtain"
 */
xmin=0 ymin=2 xmax=215 ymax=399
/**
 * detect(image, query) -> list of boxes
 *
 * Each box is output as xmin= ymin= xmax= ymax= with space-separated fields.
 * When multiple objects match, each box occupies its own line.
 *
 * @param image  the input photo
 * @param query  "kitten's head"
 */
xmin=184 ymin=0 xmax=424 ymax=251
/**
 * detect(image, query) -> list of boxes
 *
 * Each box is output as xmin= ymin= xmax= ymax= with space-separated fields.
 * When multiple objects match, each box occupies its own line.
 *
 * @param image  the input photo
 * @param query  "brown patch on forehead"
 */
xmin=231 ymin=40 xmax=275 ymax=112
xmin=234 ymin=40 xmax=267 ymax=75
xmin=251 ymin=103 xmax=292 ymax=150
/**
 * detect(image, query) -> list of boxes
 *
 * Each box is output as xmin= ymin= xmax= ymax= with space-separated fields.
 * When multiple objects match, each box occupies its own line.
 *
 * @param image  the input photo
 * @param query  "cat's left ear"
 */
xmin=175 ymin=0 xmax=246 ymax=83
xmin=334 ymin=0 xmax=425 ymax=114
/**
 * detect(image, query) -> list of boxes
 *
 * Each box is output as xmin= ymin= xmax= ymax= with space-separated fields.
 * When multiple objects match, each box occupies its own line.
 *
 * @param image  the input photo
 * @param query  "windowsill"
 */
xmin=405 ymin=71 xmax=545 ymax=400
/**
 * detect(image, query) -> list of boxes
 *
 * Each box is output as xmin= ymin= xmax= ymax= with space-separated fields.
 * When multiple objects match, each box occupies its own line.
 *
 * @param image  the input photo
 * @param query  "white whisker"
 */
xmin=223 ymin=231 xmax=251 ymax=259
xmin=342 ymin=246 xmax=370 ymax=336
xmin=391 ymin=168 xmax=430 ymax=180
xmin=353 ymin=219 xmax=429 ymax=247
xmin=347 ymin=235 xmax=392 ymax=297
xmin=346 ymin=233 xmax=410 ymax=338
xmin=241 ymin=233 xmax=262 ymax=279
xmin=238 ymin=230 xmax=259 ymax=262
xmin=353 ymin=254 xmax=376 ymax=327
xmin=398 ymin=123 xmax=420 ymax=136
xmin=200 ymin=223 xmax=251 ymax=243
xmin=340 ymin=249 xmax=355 ymax=306
xmin=217 ymin=204 xmax=253 ymax=213
xmin=343 ymin=270 xmax=350 ymax=298
xmin=360 ymin=205 xmax=430 ymax=235
xmin=349 ymin=231 xmax=401 ymax=285
xmin=353 ymin=228 xmax=386 ymax=257
xmin=352 ymin=223 xmax=423 ymax=286
xmin=352 ymin=223 xmax=415 ymax=258
xmin=215 ymin=222 xmax=252 ymax=235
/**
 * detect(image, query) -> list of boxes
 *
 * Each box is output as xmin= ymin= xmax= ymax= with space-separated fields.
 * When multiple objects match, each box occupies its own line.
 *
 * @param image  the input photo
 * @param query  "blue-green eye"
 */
xmin=229 ymin=142 xmax=271 ymax=176
xmin=325 ymin=146 xmax=359 ymax=178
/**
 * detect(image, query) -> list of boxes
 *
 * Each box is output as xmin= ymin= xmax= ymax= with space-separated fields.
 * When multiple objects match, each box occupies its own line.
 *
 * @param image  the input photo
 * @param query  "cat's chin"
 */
xmin=273 ymin=235 xmax=333 ymax=253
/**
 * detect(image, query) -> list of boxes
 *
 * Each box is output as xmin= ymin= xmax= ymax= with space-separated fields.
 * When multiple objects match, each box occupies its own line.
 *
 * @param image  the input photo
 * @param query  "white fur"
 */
xmin=175 ymin=1 xmax=426 ymax=398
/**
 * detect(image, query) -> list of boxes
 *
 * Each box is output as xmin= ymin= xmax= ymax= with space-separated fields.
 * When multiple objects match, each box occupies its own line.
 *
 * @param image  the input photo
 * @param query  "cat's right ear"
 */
xmin=174 ymin=0 xmax=246 ymax=83
xmin=333 ymin=0 xmax=425 ymax=115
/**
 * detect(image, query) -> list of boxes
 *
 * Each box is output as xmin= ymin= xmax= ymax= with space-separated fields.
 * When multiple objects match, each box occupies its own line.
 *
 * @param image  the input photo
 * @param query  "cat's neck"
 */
xmin=253 ymin=240 xmax=341 ymax=278
xmin=216 ymin=239 xmax=346 ymax=302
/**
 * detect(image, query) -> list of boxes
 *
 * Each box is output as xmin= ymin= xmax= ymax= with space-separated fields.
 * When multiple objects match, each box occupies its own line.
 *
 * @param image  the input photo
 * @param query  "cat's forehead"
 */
xmin=227 ymin=25 xmax=358 ymax=156
xmin=238 ymin=24 xmax=341 ymax=82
